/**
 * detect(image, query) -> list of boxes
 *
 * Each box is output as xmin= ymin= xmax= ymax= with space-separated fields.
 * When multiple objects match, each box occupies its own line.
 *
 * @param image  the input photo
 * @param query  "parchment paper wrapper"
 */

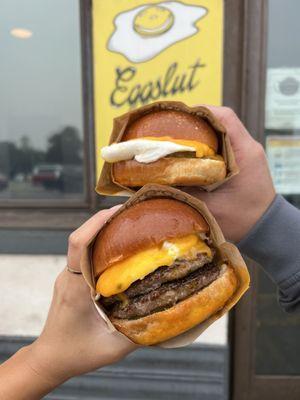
xmin=96 ymin=101 xmax=239 ymax=197
xmin=81 ymin=184 xmax=250 ymax=348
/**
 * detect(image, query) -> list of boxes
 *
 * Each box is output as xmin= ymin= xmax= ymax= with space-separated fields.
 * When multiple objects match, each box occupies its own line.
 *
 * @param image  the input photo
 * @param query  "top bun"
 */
xmin=122 ymin=110 xmax=219 ymax=152
xmin=92 ymin=198 xmax=209 ymax=277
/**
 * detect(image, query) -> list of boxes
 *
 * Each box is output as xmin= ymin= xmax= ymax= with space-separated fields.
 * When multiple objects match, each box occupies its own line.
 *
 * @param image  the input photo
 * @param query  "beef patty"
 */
xmin=100 ymin=260 xmax=220 ymax=320
xmin=101 ymin=253 xmax=213 ymax=309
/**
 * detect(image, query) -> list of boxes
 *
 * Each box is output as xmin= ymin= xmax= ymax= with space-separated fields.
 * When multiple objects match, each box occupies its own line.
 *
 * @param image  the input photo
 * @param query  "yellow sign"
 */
xmin=93 ymin=0 xmax=224 ymax=176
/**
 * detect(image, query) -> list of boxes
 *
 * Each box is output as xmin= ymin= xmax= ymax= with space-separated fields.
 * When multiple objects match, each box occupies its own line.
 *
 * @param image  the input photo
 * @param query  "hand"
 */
xmin=185 ymin=106 xmax=276 ymax=242
xmin=30 ymin=205 xmax=138 ymax=382
xmin=0 ymin=206 xmax=137 ymax=400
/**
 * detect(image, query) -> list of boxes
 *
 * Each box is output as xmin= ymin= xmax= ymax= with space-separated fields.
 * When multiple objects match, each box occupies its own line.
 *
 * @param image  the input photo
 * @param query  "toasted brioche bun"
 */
xmin=122 ymin=110 xmax=219 ymax=152
xmin=113 ymin=157 xmax=226 ymax=187
xmin=112 ymin=265 xmax=238 ymax=345
xmin=113 ymin=110 xmax=225 ymax=187
xmin=92 ymin=199 xmax=209 ymax=277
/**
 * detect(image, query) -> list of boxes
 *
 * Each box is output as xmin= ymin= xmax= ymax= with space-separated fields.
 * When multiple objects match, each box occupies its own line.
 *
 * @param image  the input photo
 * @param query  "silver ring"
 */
xmin=66 ymin=265 xmax=82 ymax=274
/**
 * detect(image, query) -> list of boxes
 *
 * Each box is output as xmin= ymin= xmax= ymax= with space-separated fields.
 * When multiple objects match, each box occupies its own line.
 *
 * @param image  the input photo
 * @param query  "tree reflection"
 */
xmin=46 ymin=126 xmax=82 ymax=164
xmin=0 ymin=126 xmax=83 ymax=195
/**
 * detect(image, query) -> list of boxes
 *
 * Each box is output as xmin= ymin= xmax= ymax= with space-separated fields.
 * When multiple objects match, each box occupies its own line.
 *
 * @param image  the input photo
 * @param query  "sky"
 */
xmin=0 ymin=0 xmax=83 ymax=150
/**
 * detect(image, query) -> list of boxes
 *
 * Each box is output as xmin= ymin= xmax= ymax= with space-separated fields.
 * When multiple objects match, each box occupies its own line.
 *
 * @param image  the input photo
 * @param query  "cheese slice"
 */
xmin=142 ymin=136 xmax=215 ymax=158
xmin=96 ymin=234 xmax=212 ymax=297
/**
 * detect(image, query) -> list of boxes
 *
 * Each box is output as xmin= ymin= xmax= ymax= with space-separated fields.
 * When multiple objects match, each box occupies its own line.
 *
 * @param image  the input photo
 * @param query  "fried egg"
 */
xmin=101 ymin=139 xmax=196 ymax=164
xmin=101 ymin=136 xmax=215 ymax=164
xmin=108 ymin=2 xmax=208 ymax=63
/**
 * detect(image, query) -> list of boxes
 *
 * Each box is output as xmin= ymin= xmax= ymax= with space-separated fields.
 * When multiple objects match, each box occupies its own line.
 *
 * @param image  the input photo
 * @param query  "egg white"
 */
xmin=108 ymin=1 xmax=208 ymax=63
xmin=101 ymin=139 xmax=196 ymax=164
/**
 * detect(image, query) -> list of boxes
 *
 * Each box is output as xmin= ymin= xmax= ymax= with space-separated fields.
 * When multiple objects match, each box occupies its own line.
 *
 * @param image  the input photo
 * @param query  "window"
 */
xmin=0 ymin=0 xmax=85 ymax=202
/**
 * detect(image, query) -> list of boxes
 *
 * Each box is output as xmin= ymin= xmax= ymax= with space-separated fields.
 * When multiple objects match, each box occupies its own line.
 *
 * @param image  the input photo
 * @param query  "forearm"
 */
xmin=238 ymin=195 xmax=300 ymax=312
xmin=0 ymin=345 xmax=65 ymax=400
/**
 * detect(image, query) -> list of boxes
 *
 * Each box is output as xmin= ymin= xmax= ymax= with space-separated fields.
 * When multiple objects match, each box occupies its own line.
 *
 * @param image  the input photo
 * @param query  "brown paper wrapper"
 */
xmin=96 ymin=101 xmax=239 ymax=196
xmin=81 ymin=184 xmax=250 ymax=348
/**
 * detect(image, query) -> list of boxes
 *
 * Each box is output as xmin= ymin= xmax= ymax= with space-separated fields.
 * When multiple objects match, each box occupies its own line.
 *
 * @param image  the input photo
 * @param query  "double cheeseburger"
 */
xmin=101 ymin=109 xmax=227 ymax=188
xmin=92 ymin=198 xmax=238 ymax=345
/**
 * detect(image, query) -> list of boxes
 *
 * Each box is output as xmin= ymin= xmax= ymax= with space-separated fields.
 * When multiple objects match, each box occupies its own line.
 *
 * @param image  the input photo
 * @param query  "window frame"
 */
xmin=0 ymin=0 xmax=97 ymax=216
xmin=0 ymin=0 xmax=125 ymax=232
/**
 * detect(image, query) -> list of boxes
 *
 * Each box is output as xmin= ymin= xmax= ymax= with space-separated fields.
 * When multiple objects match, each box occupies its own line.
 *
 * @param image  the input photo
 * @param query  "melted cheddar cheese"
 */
xmin=141 ymin=136 xmax=215 ymax=158
xmin=96 ymin=234 xmax=212 ymax=297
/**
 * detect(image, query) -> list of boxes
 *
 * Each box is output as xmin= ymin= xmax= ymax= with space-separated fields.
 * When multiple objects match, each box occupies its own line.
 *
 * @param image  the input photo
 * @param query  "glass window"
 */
xmin=0 ymin=0 xmax=84 ymax=200
xmin=255 ymin=0 xmax=300 ymax=375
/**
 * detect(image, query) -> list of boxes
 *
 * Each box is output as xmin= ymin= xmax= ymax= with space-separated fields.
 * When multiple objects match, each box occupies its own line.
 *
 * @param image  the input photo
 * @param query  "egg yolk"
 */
xmin=96 ymin=234 xmax=212 ymax=297
xmin=134 ymin=6 xmax=174 ymax=36
xmin=141 ymin=136 xmax=216 ymax=158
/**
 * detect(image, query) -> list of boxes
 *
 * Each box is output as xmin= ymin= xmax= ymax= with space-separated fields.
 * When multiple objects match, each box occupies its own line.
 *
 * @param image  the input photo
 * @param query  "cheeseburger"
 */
xmin=101 ymin=108 xmax=227 ymax=188
xmin=92 ymin=198 xmax=238 ymax=345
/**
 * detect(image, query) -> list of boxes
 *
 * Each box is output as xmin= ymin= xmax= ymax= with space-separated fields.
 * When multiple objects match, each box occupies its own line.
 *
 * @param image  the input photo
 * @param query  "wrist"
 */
xmin=0 ymin=345 xmax=63 ymax=400
xmin=231 ymin=194 xmax=275 ymax=243
xmin=26 ymin=341 xmax=69 ymax=389
xmin=237 ymin=189 xmax=276 ymax=242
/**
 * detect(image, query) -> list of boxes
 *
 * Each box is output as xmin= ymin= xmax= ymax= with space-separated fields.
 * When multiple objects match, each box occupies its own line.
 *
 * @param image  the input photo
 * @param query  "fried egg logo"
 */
xmin=108 ymin=2 xmax=208 ymax=63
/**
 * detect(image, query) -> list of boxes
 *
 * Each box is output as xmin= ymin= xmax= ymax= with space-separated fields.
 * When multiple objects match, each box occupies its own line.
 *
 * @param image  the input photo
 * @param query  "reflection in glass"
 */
xmin=0 ymin=127 xmax=83 ymax=198
xmin=0 ymin=0 xmax=84 ymax=200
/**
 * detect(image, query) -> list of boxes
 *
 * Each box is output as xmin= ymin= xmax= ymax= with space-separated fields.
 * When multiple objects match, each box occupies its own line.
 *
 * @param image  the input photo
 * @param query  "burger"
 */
xmin=101 ymin=109 xmax=227 ymax=188
xmin=92 ymin=198 xmax=238 ymax=345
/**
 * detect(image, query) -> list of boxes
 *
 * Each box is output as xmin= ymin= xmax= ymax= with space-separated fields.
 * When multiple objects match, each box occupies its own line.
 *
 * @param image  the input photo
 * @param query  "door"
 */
xmin=232 ymin=1 xmax=300 ymax=399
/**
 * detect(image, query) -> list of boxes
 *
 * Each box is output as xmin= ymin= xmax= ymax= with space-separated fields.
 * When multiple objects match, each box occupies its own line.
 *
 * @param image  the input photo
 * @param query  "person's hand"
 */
xmin=29 ymin=205 xmax=138 ymax=384
xmin=0 ymin=206 xmax=137 ymax=400
xmin=185 ymin=106 xmax=276 ymax=242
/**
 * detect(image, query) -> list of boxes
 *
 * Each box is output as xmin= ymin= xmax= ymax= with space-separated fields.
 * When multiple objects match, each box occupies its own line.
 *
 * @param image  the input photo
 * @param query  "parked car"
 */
xmin=32 ymin=164 xmax=83 ymax=193
xmin=32 ymin=164 xmax=64 ymax=190
xmin=0 ymin=173 xmax=8 ymax=191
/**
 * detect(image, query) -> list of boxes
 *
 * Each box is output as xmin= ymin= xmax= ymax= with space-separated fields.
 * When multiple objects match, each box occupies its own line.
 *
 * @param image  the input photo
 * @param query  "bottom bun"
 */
xmin=112 ymin=157 xmax=226 ymax=187
xmin=111 ymin=265 xmax=238 ymax=345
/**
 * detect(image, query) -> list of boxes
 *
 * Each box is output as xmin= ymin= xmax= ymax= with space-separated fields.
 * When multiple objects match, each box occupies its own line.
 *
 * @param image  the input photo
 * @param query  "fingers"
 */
xmin=67 ymin=204 xmax=122 ymax=270
xmin=53 ymin=269 xmax=91 ymax=307
xmin=197 ymin=105 xmax=254 ymax=147
xmin=208 ymin=105 xmax=249 ymax=134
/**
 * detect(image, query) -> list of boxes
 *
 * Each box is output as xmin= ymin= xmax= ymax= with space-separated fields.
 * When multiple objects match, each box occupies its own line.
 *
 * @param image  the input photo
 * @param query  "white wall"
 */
xmin=0 ymin=255 xmax=64 ymax=336
xmin=0 ymin=255 xmax=227 ymax=345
